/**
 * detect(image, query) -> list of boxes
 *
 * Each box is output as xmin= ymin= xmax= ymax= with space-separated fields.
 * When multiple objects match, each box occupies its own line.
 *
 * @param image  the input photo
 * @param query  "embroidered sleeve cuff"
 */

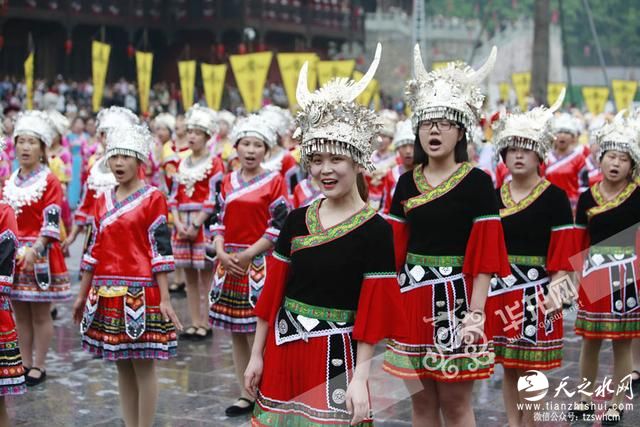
xmin=73 ymin=211 xmax=88 ymax=225
xmin=81 ymin=254 xmax=98 ymax=272
xmin=151 ymin=256 xmax=175 ymax=273
xmin=263 ymin=227 xmax=280 ymax=243
xmin=0 ymin=276 xmax=12 ymax=296
xmin=202 ymin=202 xmax=215 ymax=214
xmin=40 ymin=227 xmax=61 ymax=241
xmin=210 ymin=224 xmax=225 ymax=238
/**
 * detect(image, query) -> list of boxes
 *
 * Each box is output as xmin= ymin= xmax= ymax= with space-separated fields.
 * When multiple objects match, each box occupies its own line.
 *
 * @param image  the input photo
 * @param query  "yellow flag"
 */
xmin=612 ymin=80 xmax=637 ymax=113
xmin=135 ymin=51 xmax=153 ymax=115
xmin=547 ymin=83 xmax=566 ymax=107
xmin=201 ymin=63 xmax=227 ymax=110
xmin=317 ymin=60 xmax=355 ymax=86
xmin=431 ymin=61 xmax=449 ymax=71
xmin=229 ymin=51 xmax=273 ymax=112
xmin=178 ymin=60 xmax=197 ymax=110
xmin=91 ymin=41 xmax=111 ymax=113
xmin=352 ymin=70 xmax=378 ymax=107
xmin=24 ymin=52 xmax=34 ymax=110
xmin=582 ymin=86 xmax=609 ymax=115
xmin=277 ymin=53 xmax=318 ymax=110
xmin=499 ymin=82 xmax=510 ymax=102
xmin=511 ymin=72 xmax=531 ymax=111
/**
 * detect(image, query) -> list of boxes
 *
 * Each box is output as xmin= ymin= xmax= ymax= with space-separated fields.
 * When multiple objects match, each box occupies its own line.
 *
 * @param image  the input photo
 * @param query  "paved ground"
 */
xmin=6 ymin=242 xmax=640 ymax=426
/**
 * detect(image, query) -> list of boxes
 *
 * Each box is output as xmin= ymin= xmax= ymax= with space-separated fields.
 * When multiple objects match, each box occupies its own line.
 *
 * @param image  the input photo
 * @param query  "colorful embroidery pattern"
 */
xmin=406 ymin=253 xmax=464 ymax=267
xmin=292 ymin=200 xmax=376 ymax=253
xmin=588 ymin=182 xmax=637 ymax=219
xmin=500 ymin=179 xmax=550 ymax=217
xmin=283 ymin=297 xmax=356 ymax=323
xmin=404 ymin=163 xmax=472 ymax=213
xmin=507 ymin=255 xmax=547 ymax=266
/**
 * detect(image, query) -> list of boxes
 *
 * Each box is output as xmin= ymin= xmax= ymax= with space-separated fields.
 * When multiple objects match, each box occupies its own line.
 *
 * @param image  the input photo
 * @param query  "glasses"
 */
xmin=419 ymin=120 xmax=458 ymax=131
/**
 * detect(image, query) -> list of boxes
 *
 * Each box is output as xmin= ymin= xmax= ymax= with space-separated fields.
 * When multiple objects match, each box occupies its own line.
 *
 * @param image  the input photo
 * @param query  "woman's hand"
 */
xmin=232 ymin=251 xmax=252 ymax=274
xmin=218 ymin=251 xmax=246 ymax=277
xmin=18 ymin=247 xmax=36 ymax=272
xmin=184 ymin=224 xmax=199 ymax=241
xmin=459 ymin=310 xmax=486 ymax=344
xmin=244 ymin=354 xmax=264 ymax=399
xmin=159 ymin=299 xmax=183 ymax=332
xmin=72 ymin=296 xmax=86 ymax=325
xmin=175 ymin=221 xmax=188 ymax=240
xmin=346 ymin=378 xmax=370 ymax=426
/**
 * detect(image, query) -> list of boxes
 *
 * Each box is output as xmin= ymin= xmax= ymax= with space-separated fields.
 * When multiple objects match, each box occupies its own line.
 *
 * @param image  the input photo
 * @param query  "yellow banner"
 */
xmin=352 ymin=70 xmax=378 ymax=107
xmin=432 ymin=61 xmax=450 ymax=71
xmin=229 ymin=51 xmax=273 ymax=112
xmin=582 ymin=86 xmax=609 ymax=115
xmin=277 ymin=52 xmax=318 ymax=110
xmin=511 ymin=72 xmax=531 ymax=111
xmin=178 ymin=60 xmax=197 ymax=110
xmin=317 ymin=60 xmax=355 ymax=86
xmin=547 ymin=83 xmax=566 ymax=107
xmin=24 ymin=52 xmax=34 ymax=110
xmin=91 ymin=41 xmax=111 ymax=113
xmin=612 ymin=80 xmax=637 ymax=112
xmin=201 ymin=63 xmax=227 ymax=111
xmin=499 ymin=82 xmax=510 ymax=102
xmin=135 ymin=51 xmax=153 ymax=115
xmin=200 ymin=64 xmax=227 ymax=111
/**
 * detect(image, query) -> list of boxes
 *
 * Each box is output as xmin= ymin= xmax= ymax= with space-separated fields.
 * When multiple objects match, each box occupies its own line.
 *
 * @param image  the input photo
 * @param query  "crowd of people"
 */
xmin=0 ymin=41 xmax=638 ymax=427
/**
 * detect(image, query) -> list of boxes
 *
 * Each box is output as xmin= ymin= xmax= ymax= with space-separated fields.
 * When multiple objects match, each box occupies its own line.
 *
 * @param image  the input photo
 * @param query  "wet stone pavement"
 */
xmin=6 ymin=243 xmax=640 ymax=426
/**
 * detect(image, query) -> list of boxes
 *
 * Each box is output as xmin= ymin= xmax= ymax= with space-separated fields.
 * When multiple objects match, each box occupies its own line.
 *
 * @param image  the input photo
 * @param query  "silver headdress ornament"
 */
xmin=493 ymin=88 xmax=566 ymax=161
xmin=105 ymin=123 xmax=153 ymax=163
xmin=185 ymin=104 xmax=217 ymax=136
xmin=42 ymin=92 xmax=59 ymax=111
xmin=588 ymin=114 xmax=607 ymax=145
xmin=393 ymin=119 xmax=415 ymax=148
xmin=97 ymin=106 xmax=140 ymax=133
xmin=552 ymin=112 xmax=579 ymax=136
xmin=406 ymin=44 xmax=497 ymax=137
xmin=154 ymin=113 xmax=176 ymax=133
xmin=596 ymin=110 xmax=640 ymax=177
xmin=231 ymin=114 xmax=277 ymax=149
xmin=46 ymin=110 xmax=70 ymax=137
xmin=13 ymin=110 xmax=57 ymax=147
xmin=379 ymin=109 xmax=400 ymax=138
xmin=295 ymin=43 xmax=383 ymax=172
xmin=259 ymin=105 xmax=294 ymax=138
xmin=218 ymin=110 xmax=236 ymax=127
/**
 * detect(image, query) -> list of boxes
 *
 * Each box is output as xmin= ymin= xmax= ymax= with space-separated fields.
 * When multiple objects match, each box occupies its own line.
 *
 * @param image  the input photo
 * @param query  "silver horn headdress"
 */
xmin=597 ymin=110 xmax=640 ymax=177
xmin=494 ymin=88 xmax=566 ymax=161
xmin=295 ymin=43 xmax=382 ymax=172
xmin=406 ymin=45 xmax=497 ymax=141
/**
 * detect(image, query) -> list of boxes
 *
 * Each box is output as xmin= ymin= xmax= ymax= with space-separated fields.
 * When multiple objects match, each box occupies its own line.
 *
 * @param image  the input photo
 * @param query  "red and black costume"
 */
xmin=252 ymin=200 xmax=405 ymax=426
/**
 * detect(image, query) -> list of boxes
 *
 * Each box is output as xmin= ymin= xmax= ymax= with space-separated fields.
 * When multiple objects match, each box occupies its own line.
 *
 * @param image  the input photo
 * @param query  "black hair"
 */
xmin=413 ymin=125 xmax=469 ymax=166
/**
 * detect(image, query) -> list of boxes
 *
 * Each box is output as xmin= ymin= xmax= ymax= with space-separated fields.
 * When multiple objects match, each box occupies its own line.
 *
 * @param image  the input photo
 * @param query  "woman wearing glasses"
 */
xmin=383 ymin=46 xmax=510 ymax=427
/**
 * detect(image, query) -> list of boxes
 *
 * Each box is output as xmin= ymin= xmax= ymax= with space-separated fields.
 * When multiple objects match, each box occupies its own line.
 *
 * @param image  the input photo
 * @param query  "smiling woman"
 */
xmin=244 ymin=43 xmax=406 ymax=427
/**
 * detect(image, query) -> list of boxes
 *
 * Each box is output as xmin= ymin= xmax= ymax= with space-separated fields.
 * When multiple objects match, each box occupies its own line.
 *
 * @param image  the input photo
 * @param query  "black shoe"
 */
xmin=25 ymin=367 xmax=46 ymax=387
xmin=179 ymin=326 xmax=197 ymax=340
xmin=601 ymin=405 xmax=624 ymax=425
xmin=169 ymin=282 xmax=186 ymax=294
xmin=192 ymin=327 xmax=211 ymax=341
xmin=225 ymin=397 xmax=255 ymax=417
xmin=567 ymin=401 xmax=594 ymax=421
